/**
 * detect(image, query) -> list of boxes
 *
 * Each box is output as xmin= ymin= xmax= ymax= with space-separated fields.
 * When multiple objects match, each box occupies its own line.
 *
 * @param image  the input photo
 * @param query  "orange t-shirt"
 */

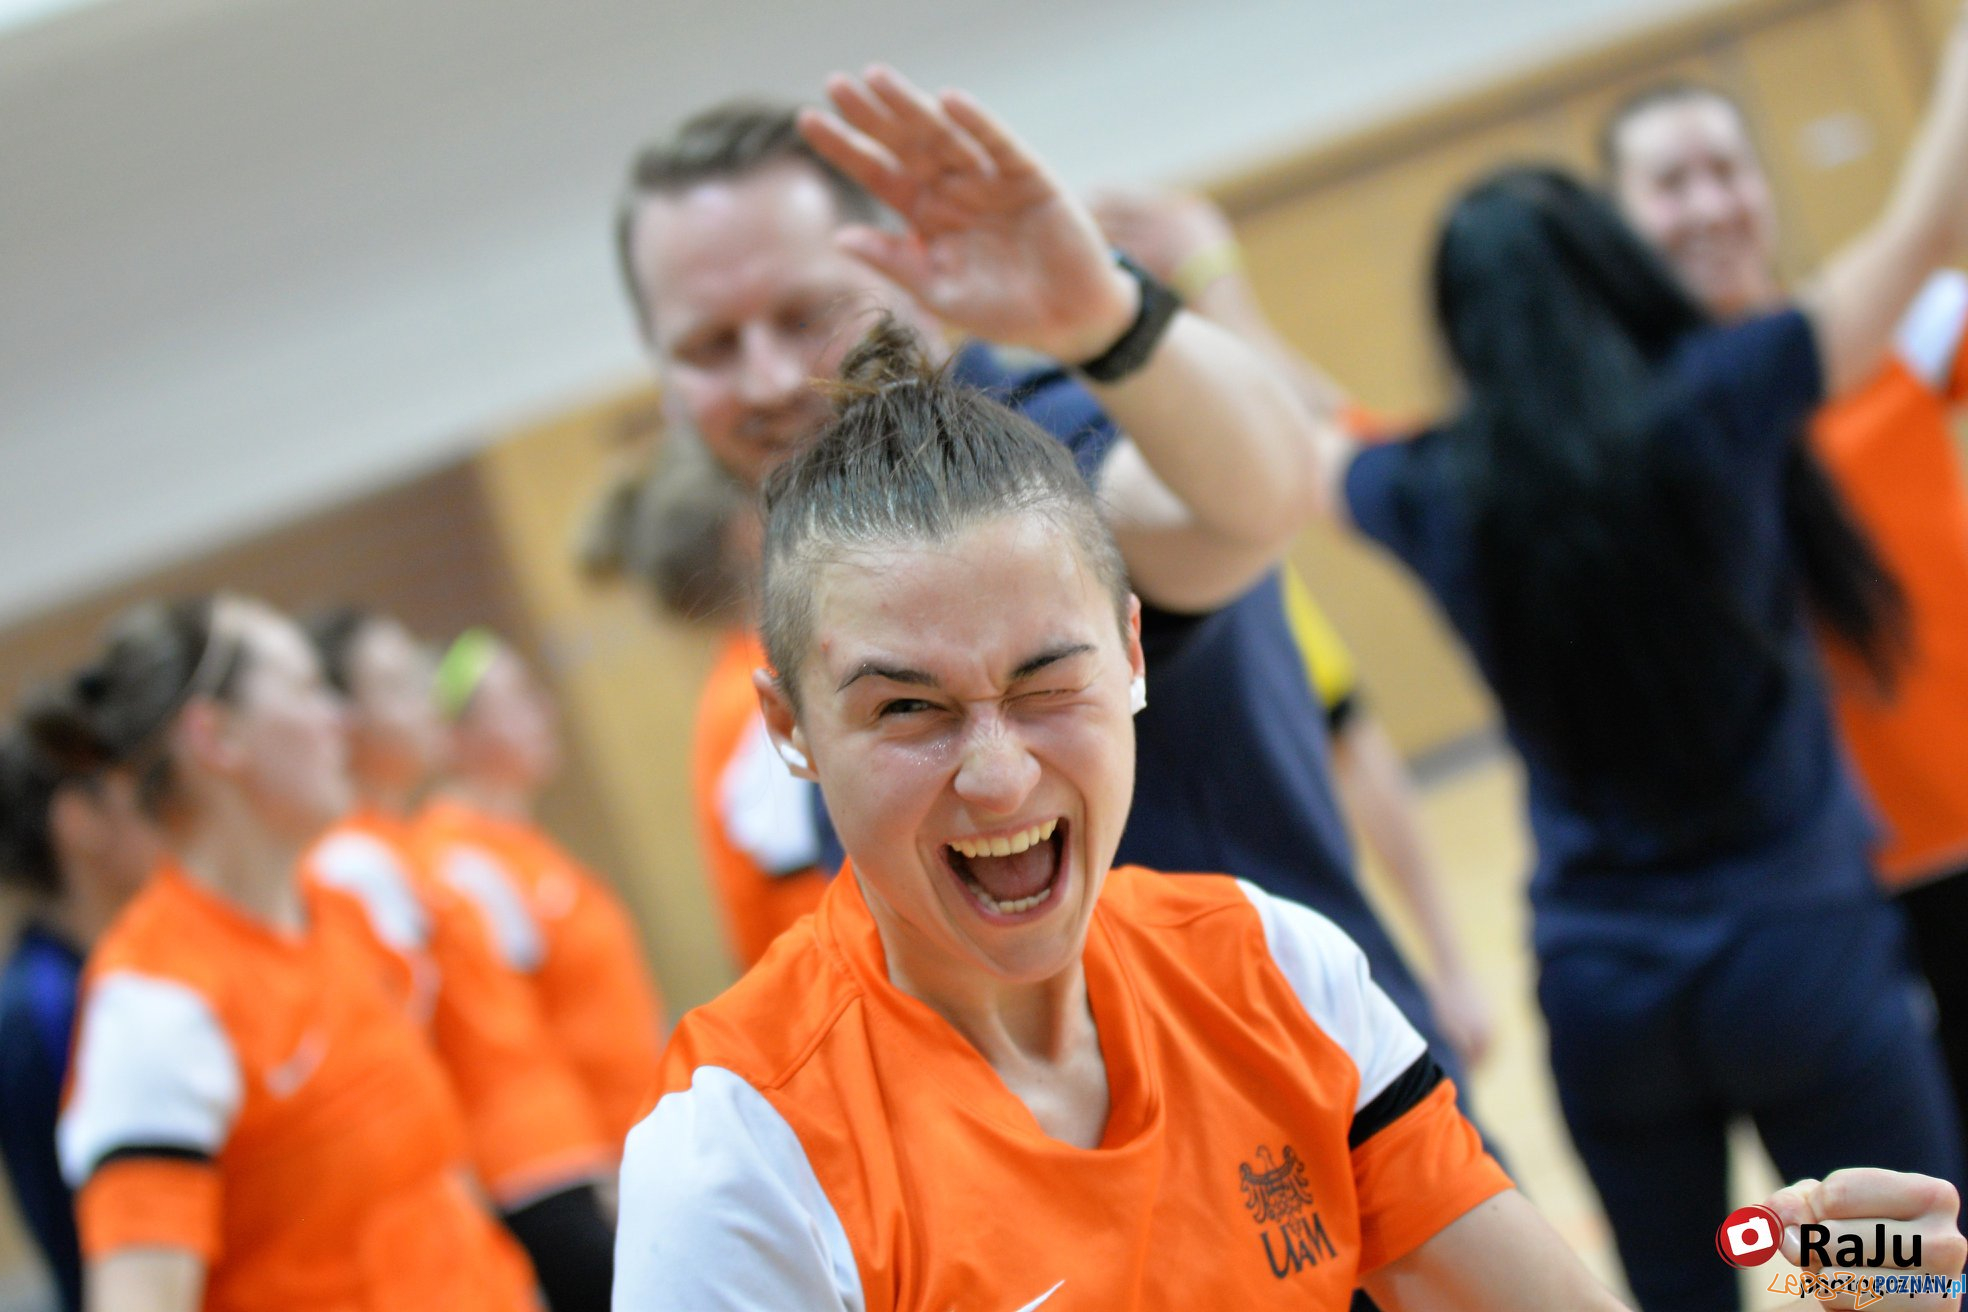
xmin=302 ymin=808 xmax=606 ymax=1206
xmin=413 ymin=799 xmax=665 ymax=1148
xmin=690 ymin=631 xmax=830 ymax=969
xmin=58 ymin=867 xmax=536 ymax=1312
xmin=1813 ymin=270 xmax=1968 ymax=886
xmin=616 ymin=866 xmax=1511 ymax=1309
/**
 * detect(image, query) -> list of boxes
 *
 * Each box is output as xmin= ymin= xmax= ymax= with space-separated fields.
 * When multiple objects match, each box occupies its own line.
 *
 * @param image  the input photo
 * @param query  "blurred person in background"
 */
xmin=612 ymin=80 xmax=1487 ymax=1164
xmin=617 ymin=438 xmax=830 ymax=971
xmin=1604 ymin=75 xmax=1968 ymax=1157
xmin=415 ymin=628 xmax=665 ymax=1152
xmin=1326 ymin=13 xmax=1968 ymax=1305
xmin=1092 ymin=187 xmax=1494 ymax=1073
xmin=304 ymin=608 xmax=615 ymax=1312
xmin=32 ymin=595 xmax=537 ymax=1312
xmin=0 ymin=728 xmax=160 ymax=1312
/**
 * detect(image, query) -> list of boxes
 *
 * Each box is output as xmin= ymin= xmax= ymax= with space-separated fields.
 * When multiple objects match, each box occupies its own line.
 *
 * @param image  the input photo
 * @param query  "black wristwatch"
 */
xmin=1073 ymin=252 xmax=1183 ymax=384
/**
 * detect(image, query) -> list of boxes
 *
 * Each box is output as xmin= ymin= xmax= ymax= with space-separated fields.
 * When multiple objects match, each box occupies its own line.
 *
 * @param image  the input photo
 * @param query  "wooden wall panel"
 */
xmin=1732 ymin=0 xmax=1925 ymax=271
xmin=1910 ymin=0 xmax=1961 ymax=58
xmin=468 ymin=388 xmax=738 ymax=1013
xmin=0 ymin=464 xmax=524 ymax=705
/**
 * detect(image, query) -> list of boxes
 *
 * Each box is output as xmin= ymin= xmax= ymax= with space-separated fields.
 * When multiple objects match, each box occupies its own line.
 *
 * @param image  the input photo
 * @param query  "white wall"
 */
xmin=0 ymin=0 xmax=1711 ymax=623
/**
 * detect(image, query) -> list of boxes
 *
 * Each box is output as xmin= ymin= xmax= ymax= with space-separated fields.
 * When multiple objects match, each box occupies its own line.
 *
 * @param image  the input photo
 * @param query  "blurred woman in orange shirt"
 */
xmin=415 ymin=629 xmax=665 ymax=1150
xmin=304 ymin=608 xmax=615 ymax=1311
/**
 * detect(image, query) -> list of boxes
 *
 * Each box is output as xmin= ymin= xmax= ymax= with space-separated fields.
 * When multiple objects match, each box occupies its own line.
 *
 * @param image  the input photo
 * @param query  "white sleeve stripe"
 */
xmin=718 ymin=717 xmax=824 ymax=877
xmin=615 ymin=1066 xmax=861 ymax=1310
xmin=307 ymin=831 xmax=431 ymax=950
xmin=1894 ymin=270 xmax=1968 ymax=391
xmin=1235 ymin=880 xmax=1428 ymax=1112
xmin=58 ymin=972 xmax=241 ymax=1186
xmin=438 ymin=845 xmax=544 ymax=972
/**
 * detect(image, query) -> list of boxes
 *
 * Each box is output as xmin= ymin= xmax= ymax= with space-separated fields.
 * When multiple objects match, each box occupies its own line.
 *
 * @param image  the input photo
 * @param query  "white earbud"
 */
xmin=1129 ymin=674 xmax=1148 ymax=716
xmin=776 ymin=739 xmax=811 ymax=773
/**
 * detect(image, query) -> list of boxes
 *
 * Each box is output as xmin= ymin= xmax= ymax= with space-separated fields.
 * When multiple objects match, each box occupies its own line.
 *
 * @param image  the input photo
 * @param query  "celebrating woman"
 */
xmin=613 ymin=323 xmax=1967 ymax=1309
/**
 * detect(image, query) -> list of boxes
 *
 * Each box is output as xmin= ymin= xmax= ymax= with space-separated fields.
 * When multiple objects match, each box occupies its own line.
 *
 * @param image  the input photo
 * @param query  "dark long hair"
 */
xmin=1428 ymin=167 xmax=1904 ymax=824
xmin=0 ymin=729 xmax=66 ymax=896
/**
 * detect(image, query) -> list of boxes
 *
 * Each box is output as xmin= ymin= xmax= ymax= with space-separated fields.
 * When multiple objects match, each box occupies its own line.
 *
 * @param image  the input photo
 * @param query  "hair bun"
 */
xmin=833 ymin=316 xmax=936 ymax=396
xmin=17 ymin=668 xmax=115 ymax=777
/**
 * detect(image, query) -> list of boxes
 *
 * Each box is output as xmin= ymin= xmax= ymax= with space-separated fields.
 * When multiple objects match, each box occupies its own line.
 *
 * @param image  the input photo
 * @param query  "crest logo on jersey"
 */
xmin=1240 ymin=1145 xmax=1337 ymax=1279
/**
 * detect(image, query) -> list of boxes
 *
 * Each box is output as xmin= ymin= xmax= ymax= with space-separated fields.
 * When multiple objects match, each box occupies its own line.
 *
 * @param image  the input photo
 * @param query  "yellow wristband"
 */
xmin=1170 ymin=241 xmax=1245 ymax=303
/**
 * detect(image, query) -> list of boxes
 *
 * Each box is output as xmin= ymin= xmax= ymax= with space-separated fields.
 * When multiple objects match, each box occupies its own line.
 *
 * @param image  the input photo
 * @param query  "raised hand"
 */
xmin=798 ymin=67 xmax=1139 ymax=365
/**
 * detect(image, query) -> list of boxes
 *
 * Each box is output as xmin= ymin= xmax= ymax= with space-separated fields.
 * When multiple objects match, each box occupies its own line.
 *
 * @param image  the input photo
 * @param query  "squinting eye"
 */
xmin=878 ymin=699 xmax=934 ymax=718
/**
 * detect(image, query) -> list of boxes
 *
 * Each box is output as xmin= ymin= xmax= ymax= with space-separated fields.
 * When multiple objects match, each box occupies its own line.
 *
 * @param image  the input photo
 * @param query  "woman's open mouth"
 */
xmin=943 ymin=818 xmax=1068 ymax=921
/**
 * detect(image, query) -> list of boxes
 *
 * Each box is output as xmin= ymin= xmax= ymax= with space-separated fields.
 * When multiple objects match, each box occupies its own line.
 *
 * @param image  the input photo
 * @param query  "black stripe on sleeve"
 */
xmin=91 ymin=1143 xmax=215 ymax=1177
xmin=1348 ymin=1054 xmax=1445 ymax=1150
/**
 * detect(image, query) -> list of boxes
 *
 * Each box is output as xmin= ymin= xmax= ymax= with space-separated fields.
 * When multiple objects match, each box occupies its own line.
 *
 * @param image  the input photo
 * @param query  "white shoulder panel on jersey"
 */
xmin=308 ymin=830 xmax=431 ymax=951
xmin=1236 ymin=880 xmax=1428 ymax=1111
xmin=57 ymin=971 xmax=242 ymax=1185
xmin=718 ymin=715 xmax=823 ymax=877
xmin=615 ymin=1066 xmax=862 ymax=1311
xmin=1894 ymin=269 xmax=1968 ymax=391
xmin=438 ymin=843 xmax=544 ymax=972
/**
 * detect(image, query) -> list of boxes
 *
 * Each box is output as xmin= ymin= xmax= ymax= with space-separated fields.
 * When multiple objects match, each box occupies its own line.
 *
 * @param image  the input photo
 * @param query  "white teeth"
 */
xmin=948 ymin=819 xmax=1059 ymax=860
xmin=961 ymin=877 xmax=1056 ymax=915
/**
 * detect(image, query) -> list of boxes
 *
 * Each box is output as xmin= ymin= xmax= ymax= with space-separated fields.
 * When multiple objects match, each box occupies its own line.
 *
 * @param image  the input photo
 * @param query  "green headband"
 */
xmin=434 ymin=628 xmax=501 ymax=720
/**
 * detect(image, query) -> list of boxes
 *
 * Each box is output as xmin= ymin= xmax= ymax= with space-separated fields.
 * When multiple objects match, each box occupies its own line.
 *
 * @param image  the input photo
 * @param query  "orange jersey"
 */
xmin=691 ymin=631 xmax=830 ymax=969
xmin=58 ymin=867 xmax=536 ymax=1312
xmin=617 ymin=866 xmax=1510 ymax=1309
xmin=414 ymin=799 xmax=665 ymax=1148
xmin=303 ymin=808 xmax=607 ymax=1205
xmin=1813 ymin=271 xmax=1968 ymax=885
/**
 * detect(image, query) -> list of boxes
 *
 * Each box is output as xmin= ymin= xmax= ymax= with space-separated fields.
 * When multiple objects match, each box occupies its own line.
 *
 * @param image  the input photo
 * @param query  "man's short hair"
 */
xmin=615 ymin=101 xmax=885 ymax=334
xmin=1597 ymin=80 xmax=1749 ymax=177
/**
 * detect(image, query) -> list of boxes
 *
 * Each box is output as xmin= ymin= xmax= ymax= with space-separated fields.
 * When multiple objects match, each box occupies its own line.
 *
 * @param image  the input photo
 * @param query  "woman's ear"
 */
xmin=47 ymin=786 xmax=106 ymax=865
xmin=753 ymin=669 xmax=817 ymax=782
xmin=171 ymin=697 xmax=239 ymax=778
